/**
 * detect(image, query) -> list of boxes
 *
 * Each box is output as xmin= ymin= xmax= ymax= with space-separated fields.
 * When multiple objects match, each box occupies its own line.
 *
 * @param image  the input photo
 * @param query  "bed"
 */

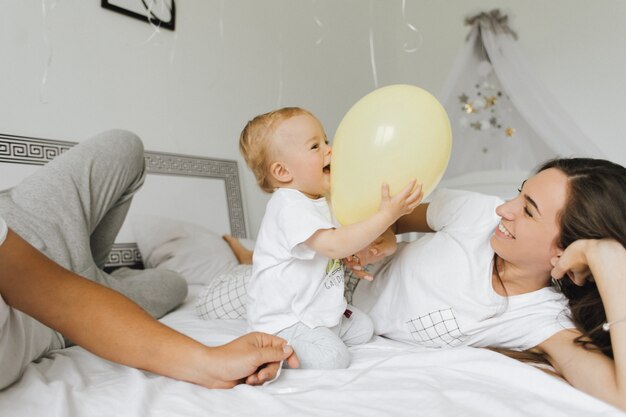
xmin=0 ymin=133 xmax=623 ymax=417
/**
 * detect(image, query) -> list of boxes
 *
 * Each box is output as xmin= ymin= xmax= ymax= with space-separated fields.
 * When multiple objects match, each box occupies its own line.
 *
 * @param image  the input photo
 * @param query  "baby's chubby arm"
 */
xmin=305 ymin=180 xmax=422 ymax=259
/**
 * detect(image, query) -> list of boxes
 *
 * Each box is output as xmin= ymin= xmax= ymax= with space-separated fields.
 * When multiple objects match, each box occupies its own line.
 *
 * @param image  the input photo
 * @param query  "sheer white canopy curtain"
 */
xmin=438 ymin=10 xmax=603 ymax=180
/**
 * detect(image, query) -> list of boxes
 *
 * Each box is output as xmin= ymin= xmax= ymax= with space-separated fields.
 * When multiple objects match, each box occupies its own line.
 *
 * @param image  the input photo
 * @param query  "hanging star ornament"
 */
xmin=456 ymin=64 xmax=518 ymax=140
xmin=485 ymin=96 xmax=497 ymax=108
xmin=463 ymin=103 xmax=475 ymax=113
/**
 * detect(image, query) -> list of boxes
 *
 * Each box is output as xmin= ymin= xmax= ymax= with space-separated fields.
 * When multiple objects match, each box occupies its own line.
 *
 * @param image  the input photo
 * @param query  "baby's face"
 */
xmin=272 ymin=114 xmax=331 ymax=199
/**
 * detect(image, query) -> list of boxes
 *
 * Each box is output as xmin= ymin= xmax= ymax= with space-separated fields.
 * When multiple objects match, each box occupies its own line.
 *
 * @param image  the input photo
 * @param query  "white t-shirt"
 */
xmin=354 ymin=189 xmax=573 ymax=351
xmin=247 ymin=188 xmax=346 ymax=334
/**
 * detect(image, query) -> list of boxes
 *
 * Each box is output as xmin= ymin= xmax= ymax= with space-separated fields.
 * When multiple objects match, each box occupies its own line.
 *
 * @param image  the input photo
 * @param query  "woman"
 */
xmin=347 ymin=157 xmax=626 ymax=410
xmin=218 ymin=157 xmax=626 ymax=410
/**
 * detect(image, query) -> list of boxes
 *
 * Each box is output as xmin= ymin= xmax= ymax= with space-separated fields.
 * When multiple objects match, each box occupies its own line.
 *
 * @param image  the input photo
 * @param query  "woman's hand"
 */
xmin=551 ymin=239 xmax=625 ymax=286
xmin=550 ymin=240 xmax=593 ymax=286
xmin=344 ymin=228 xmax=397 ymax=281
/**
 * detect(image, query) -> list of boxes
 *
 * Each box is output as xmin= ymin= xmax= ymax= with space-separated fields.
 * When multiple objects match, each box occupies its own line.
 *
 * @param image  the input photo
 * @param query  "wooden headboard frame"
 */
xmin=0 ymin=133 xmax=246 ymax=268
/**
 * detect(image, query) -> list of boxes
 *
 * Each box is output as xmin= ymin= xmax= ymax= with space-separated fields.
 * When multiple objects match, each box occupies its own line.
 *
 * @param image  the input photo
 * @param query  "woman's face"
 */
xmin=491 ymin=168 xmax=569 ymax=274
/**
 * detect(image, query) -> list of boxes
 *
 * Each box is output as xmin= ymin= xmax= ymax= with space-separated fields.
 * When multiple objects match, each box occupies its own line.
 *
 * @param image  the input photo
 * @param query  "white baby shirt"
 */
xmin=247 ymin=188 xmax=346 ymax=335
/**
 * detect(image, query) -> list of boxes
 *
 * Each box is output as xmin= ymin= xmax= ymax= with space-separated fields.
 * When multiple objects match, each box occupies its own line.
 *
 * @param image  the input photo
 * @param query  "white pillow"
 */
xmin=131 ymin=214 xmax=244 ymax=285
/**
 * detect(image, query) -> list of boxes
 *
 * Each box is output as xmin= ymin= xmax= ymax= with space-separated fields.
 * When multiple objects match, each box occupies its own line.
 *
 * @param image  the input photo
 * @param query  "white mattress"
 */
xmin=1 ymin=285 xmax=623 ymax=417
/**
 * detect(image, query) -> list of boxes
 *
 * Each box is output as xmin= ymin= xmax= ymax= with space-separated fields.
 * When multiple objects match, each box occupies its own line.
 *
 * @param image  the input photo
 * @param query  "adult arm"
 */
xmin=394 ymin=202 xmax=433 ymax=235
xmin=538 ymin=239 xmax=626 ymax=411
xmin=0 ymin=229 xmax=298 ymax=388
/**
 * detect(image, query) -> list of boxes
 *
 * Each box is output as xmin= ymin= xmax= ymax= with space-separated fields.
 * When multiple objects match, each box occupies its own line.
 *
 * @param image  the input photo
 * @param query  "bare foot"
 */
xmin=223 ymin=235 xmax=253 ymax=265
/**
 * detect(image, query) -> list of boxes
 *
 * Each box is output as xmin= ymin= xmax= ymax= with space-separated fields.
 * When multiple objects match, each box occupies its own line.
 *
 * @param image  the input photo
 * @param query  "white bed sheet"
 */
xmin=1 ymin=285 xmax=623 ymax=417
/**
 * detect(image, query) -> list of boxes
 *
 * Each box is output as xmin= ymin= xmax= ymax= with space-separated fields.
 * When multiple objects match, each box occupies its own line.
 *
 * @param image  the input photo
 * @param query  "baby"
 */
xmin=240 ymin=107 xmax=422 ymax=369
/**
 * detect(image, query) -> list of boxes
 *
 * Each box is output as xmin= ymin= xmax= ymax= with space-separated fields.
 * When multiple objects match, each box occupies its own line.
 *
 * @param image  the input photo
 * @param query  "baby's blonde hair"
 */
xmin=239 ymin=107 xmax=317 ymax=193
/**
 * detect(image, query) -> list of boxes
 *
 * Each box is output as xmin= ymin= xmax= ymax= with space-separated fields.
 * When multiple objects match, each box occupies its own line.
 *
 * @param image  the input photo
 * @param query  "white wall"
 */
xmin=1 ymin=1 xmax=624 ymax=238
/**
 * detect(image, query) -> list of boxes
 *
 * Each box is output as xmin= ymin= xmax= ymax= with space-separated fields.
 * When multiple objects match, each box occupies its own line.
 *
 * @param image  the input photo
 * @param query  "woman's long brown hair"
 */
xmin=541 ymin=158 xmax=626 ymax=358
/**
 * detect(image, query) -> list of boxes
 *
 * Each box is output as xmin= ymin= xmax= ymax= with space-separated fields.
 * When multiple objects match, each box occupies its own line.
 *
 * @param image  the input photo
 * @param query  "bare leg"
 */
xmin=222 ymin=235 xmax=253 ymax=265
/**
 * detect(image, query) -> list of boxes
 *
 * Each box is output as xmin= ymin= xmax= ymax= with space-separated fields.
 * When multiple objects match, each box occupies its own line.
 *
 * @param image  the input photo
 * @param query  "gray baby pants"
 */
xmin=276 ymin=305 xmax=374 ymax=369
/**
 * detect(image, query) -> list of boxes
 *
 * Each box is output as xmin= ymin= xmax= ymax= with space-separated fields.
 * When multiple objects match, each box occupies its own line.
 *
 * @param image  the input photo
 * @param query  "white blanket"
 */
xmin=1 ymin=286 xmax=623 ymax=417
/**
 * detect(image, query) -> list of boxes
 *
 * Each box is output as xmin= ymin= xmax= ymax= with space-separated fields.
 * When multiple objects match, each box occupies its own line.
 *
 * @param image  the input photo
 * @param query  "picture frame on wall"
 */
xmin=101 ymin=0 xmax=176 ymax=31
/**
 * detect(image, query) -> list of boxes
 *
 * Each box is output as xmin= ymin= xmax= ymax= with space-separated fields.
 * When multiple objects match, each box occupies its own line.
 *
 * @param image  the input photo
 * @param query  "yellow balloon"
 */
xmin=330 ymin=84 xmax=452 ymax=225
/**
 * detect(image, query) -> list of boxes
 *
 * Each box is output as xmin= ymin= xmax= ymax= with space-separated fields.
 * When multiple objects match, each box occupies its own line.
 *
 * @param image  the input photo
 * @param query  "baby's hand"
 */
xmin=379 ymin=179 xmax=423 ymax=222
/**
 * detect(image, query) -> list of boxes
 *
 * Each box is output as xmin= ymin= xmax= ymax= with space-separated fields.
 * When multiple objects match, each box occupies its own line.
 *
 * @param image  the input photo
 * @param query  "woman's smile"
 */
xmin=496 ymin=222 xmax=515 ymax=239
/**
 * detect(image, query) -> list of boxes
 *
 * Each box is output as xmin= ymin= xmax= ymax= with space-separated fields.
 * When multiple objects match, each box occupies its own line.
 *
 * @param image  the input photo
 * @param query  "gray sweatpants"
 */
xmin=0 ymin=130 xmax=187 ymax=390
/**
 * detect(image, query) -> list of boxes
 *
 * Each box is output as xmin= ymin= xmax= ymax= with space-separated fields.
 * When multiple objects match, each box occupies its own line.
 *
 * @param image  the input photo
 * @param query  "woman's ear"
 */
xmin=269 ymin=161 xmax=293 ymax=185
xmin=550 ymin=248 xmax=564 ymax=268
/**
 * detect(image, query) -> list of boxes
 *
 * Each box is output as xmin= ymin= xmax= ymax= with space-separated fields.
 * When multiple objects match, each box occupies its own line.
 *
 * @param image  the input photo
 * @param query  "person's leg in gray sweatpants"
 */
xmin=0 ymin=129 xmax=187 ymax=319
